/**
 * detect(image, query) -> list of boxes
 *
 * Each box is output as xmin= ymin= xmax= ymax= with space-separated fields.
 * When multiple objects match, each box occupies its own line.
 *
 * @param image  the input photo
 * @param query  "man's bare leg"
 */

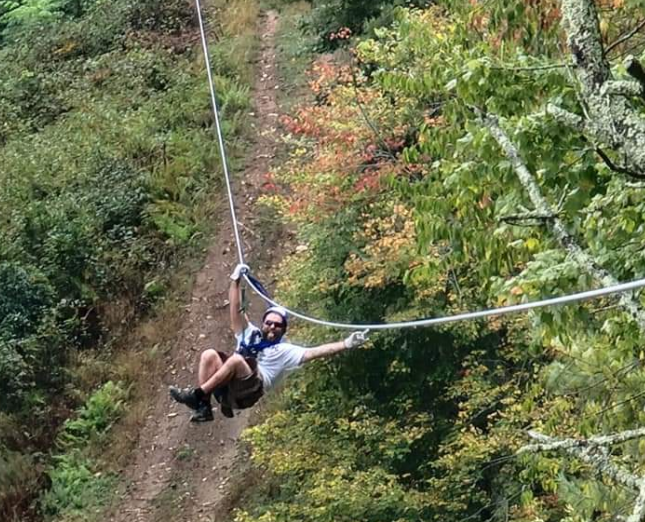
xmin=200 ymin=354 xmax=252 ymax=394
xmin=170 ymin=352 xmax=252 ymax=421
xmin=198 ymin=349 xmax=224 ymax=388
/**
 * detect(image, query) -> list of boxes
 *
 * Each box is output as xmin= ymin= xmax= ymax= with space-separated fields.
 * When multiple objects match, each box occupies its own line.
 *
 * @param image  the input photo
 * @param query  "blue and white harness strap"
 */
xmin=237 ymin=328 xmax=281 ymax=358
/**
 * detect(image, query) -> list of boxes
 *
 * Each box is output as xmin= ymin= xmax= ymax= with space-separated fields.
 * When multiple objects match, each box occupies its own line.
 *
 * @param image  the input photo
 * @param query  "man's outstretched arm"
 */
xmin=301 ymin=330 xmax=368 ymax=363
xmin=229 ymin=264 xmax=249 ymax=336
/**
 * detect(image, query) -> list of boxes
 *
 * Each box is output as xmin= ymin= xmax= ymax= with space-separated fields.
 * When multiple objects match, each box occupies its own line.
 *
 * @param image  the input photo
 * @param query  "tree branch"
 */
xmin=628 ymin=482 xmax=645 ymax=522
xmin=605 ymin=19 xmax=645 ymax=56
xmin=561 ymin=0 xmax=645 ymax=175
xmin=489 ymin=63 xmax=570 ymax=72
xmin=498 ymin=212 xmax=557 ymax=226
xmin=595 ymin=147 xmax=645 ymax=180
xmin=601 ymin=81 xmax=644 ymax=98
xmin=480 ymin=111 xmax=645 ymax=331
xmin=519 ymin=428 xmax=645 ymax=490
xmin=546 ymin=103 xmax=585 ymax=130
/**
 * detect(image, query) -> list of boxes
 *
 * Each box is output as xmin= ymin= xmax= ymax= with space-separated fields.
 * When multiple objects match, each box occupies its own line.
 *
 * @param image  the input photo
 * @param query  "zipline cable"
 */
xmin=195 ymin=3 xmax=645 ymax=331
xmin=195 ymin=0 xmax=245 ymax=265
xmin=244 ymin=274 xmax=645 ymax=330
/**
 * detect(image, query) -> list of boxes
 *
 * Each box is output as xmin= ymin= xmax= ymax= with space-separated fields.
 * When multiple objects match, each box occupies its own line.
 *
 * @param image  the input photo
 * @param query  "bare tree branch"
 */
xmin=547 ymin=103 xmax=586 ymax=130
xmin=489 ymin=63 xmax=570 ymax=72
xmin=595 ymin=147 xmax=645 ymax=180
xmin=605 ymin=19 xmax=645 ymax=56
xmin=629 ymin=483 xmax=645 ymax=522
xmin=601 ymin=81 xmax=644 ymax=98
xmin=519 ymin=428 xmax=645 ymax=522
xmin=498 ymin=212 xmax=557 ymax=226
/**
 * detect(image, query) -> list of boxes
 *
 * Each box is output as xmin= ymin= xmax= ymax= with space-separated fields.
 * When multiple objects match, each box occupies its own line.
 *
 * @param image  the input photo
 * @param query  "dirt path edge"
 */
xmin=108 ymin=10 xmax=281 ymax=522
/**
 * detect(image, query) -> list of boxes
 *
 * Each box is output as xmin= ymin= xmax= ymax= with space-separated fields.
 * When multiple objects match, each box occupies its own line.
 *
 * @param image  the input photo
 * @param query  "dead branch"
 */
xmin=519 ymin=428 xmax=645 ymax=522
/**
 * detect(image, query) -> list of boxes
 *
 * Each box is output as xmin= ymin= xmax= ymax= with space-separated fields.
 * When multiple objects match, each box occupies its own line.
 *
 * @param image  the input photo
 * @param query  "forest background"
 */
xmin=3 ymin=0 xmax=645 ymax=521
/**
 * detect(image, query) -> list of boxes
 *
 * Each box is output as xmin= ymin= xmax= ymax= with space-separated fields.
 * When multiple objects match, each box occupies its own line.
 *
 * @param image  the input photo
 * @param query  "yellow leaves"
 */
xmin=53 ymin=40 xmax=79 ymax=57
xmin=344 ymin=203 xmax=417 ymax=289
xmin=525 ymin=237 xmax=540 ymax=252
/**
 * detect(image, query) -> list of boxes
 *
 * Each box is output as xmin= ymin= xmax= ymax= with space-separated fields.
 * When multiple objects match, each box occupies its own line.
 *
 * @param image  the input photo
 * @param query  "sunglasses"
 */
xmin=263 ymin=320 xmax=285 ymax=329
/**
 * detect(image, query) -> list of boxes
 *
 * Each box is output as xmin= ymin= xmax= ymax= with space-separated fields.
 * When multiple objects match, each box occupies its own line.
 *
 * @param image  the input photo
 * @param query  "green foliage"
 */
xmin=242 ymin=2 xmax=645 ymax=522
xmin=40 ymin=381 xmax=126 ymax=518
xmin=0 ymin=0 xmax=66 ymax=37
xmin=0 ymin=0 xmax=256 ymax=517
xmin=57 ymin=381 xmax=127 ymax=449
xmin=300 ymin=0 xmax=432 ymax=51
xmin=0 ymin=263 xmax=54 ymax=338
xmin=40 ymin=451 xmax=118 ymax=518
xmin=126 ymin=0 xmax=194 ymax=34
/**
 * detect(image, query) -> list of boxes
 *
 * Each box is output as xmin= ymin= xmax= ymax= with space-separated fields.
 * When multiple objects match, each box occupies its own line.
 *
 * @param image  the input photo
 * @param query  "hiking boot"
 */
xmin=169 ymin=386 xmax=203 ymax=410
xmin=190 ymin=401 xmax=214 ymax=422
xmin=220 ymin=404 xmax=234 ymax=418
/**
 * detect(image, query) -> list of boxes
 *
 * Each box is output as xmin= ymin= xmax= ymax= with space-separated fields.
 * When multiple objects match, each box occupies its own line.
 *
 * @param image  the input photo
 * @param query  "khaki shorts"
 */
xmin=216 ymin=351 xmax=264 ymax=410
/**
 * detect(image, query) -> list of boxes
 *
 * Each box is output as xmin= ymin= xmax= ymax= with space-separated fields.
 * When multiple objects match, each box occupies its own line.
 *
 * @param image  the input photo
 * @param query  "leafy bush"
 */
xmin=40 ymin=381 xmax=126 ymax=517
xmin=0 ymin=339 xmax=34 ymax=410
xmin=301 ymin=0 xmax=431 ymax=50
xmin=40 ymin=451 xmax=117 ymax=518
xmin=0 ymin=263 xmax=54 ymax=338
xmin=0 ymin=0 xmax=255 ymax=516
xmin=0 ymin=0 xmax=66 ymax=38
xmin=126 ymin=0 xmax=194 ymax=34
xmin=0 ymin=263 xmax=57 ymax=409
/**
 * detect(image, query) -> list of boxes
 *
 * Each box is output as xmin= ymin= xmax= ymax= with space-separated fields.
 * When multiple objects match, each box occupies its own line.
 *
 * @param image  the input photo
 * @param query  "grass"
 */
xmin=271 ymin=1 xmax=316 ymax=113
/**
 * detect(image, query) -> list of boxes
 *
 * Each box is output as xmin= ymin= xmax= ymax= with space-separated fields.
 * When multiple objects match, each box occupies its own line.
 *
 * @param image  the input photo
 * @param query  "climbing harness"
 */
xmin=237 ymin=328 xmax=282 ymax=358
xmin=193 ymin=0 xmax=645 ymax=331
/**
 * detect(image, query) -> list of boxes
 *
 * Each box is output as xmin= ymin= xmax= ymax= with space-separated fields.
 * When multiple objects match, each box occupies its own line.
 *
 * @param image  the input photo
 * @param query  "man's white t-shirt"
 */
xmin=235 ymin=323 xmax=306 ymax=389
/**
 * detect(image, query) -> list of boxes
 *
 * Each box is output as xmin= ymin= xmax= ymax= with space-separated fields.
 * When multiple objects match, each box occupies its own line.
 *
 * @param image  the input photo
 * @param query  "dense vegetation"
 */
xmin=238 ymin=1 xmax=645 ymax=521
xmin=0 ymin=0 xmax=256 ymax=517
xmin=5 ymin=0 xmax=645 ymax=520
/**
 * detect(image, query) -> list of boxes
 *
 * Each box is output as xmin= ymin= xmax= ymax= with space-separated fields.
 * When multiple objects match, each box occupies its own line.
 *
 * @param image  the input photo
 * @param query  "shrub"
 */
xmin=301 ymin=0 xmax=431 ymax=50
xmin=40 ymin=381 xmax=126 ymax=517
xmin=40 ymin=451 xmax=117 ymax=517
xmin=0 ymin=448 xmax=41 ymax=521
xmin=57 ymin=380 xmax=127 ymax=449
xmin=0 ymin=262 xmax=54 ymax=338
xmin=126 ymin=0 xmax=194 ymax=35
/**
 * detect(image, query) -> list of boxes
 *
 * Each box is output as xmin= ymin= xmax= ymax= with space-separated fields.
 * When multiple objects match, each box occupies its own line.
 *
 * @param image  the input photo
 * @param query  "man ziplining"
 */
xmin=169 ymin=263 xmax=369 ymax=421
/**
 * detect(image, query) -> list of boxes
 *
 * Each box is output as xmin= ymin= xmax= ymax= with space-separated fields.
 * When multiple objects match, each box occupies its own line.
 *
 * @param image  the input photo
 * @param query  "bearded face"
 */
xmin=261 ymin=312 xmax=286 ymax=342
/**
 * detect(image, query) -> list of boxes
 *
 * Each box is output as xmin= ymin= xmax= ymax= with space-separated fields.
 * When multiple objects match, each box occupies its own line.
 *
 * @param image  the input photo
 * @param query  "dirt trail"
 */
xmin=109 ymin=11 xmax=281 ymax=522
